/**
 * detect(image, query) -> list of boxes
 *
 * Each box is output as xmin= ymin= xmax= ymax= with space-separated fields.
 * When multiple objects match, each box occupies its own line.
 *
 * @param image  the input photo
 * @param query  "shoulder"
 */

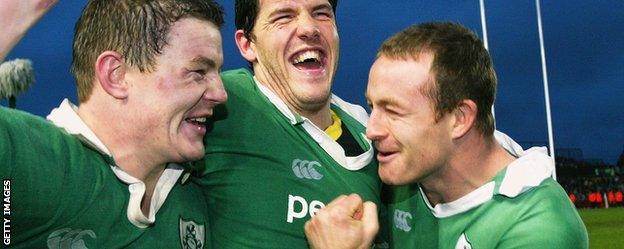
xmin=0 ymin=107 xmax=79 ymax=151
xmin=497 ymin=179 xmax=588 ymax=248
xmin=221 ymin=68 xmax=254 ymax=89
xmin=0 ymin=107 xmax=51 ymax=129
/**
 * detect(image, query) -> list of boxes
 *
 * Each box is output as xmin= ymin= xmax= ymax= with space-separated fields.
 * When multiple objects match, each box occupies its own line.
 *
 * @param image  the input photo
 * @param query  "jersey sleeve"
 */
xmin=0 ymin=107 xmax=104 ymax=244
xmin=496 ymin=180 xmax=589 ymax=248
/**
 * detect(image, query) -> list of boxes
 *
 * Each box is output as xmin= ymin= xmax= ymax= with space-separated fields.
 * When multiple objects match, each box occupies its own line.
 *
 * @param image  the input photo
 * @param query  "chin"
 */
xmin=176 ymin=146 xmax=205 ymax=162
xmin=379 ymin=168 xmax=402 ymax=186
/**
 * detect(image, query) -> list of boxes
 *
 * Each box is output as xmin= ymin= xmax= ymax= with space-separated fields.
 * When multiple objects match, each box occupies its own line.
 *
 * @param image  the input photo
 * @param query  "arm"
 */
xmin=0 ymin=0 xmax=58 ymax=61
xmin=304 ymin=194 xmax=379 ymax=249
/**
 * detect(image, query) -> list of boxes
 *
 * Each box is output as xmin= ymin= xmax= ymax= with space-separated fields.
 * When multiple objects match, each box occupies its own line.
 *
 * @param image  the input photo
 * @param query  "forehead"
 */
xmin=258 ymin=0 xmax=332 ymax=13
xmin=163 ymin=18 xmax=223 ymax=63
xmin=368 ymin=55 xmax=433 ymax=91
xmin=367 ymin=55 xmax=433 ymax=104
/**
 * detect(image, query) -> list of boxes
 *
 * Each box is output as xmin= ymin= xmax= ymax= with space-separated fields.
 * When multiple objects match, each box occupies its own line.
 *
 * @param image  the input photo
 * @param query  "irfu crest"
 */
xmin=179 ymin=218 xmax=205 ymax=249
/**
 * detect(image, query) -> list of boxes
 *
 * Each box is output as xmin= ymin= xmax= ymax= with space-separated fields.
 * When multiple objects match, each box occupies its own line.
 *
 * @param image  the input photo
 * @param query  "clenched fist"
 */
xmin=304 ymin=194 xmax=379 ymax=249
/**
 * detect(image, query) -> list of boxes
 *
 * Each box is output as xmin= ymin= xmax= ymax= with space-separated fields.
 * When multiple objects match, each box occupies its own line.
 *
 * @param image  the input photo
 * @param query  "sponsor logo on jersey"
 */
xmin=393 ymin=209 xmax=412 ymax=232
xmin=47 ymin=228 xmax=96 ymax=249
xmin=179 ymin=218 xmax=205 ymax=249
xmin=291 ymin=159 xmax=324 ymax=180
xmin=454 ymin=233 xmax=472 ymax=249
xmin=286 ymin=194 xmax=325 ymax=223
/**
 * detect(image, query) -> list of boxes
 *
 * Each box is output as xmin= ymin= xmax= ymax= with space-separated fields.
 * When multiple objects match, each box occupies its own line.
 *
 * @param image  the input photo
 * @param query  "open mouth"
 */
xmin=185 ymin=117 xmax=208 ymax=127
xmin=377 ymin=150 xmax=399 ymax=163
xmin=290 ymin=49 xmax=325 ymax=71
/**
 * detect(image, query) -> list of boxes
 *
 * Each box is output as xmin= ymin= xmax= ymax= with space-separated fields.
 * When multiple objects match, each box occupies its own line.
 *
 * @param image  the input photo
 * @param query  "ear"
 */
xmin=235 ymin=30 xmax=257 ymax=62
xmin=95 ymin=51 xmax=128 ymax=99
xmin=451 ymin=99 xmax=478 ymax=139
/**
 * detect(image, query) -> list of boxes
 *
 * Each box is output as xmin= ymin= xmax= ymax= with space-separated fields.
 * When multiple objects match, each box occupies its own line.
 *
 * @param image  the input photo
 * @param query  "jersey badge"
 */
xmin=179 ymin=218 xmax=205 ymax=249
xmin=47 ymin=228 xmax=96 ymax=249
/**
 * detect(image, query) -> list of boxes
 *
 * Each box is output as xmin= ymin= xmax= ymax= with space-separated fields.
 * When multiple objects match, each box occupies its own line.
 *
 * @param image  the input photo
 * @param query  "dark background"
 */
xmin=3 ymin=0 xmax=623 ymax=164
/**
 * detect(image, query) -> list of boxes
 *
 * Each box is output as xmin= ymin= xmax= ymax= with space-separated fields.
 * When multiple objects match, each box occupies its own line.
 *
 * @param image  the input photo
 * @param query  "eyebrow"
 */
xmin=368 ymin=95 xmax=403 ymax=109
xmin=191 ymin=57 xmax=217 ymax=69
xmin=267 ymin=2 xmax=333 ymax=19
xmin=312 ymin=3 xmax=333 ymax=13
xmin=267 ymin=6 xmax=295 ymax=20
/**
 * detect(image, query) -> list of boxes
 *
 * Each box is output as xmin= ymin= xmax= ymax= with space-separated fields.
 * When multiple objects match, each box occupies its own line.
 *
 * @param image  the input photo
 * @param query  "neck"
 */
xmin=254 ymin=72 xmax=333 ymax=129
xmin=77 ymin=95 xmax=166 ymax=215
xmin=420 ymin=131 xmax=514 ymax=206
xmin=295 ymin=103 xmax=332 ymax=129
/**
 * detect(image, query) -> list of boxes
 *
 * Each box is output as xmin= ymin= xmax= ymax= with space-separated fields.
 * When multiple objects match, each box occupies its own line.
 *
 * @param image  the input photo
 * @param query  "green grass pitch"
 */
xmin=579 ymin=207 xmax=624 ymax=248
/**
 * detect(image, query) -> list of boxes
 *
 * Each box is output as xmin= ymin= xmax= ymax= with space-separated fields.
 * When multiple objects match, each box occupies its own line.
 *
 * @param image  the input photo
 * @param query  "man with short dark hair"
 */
xmin=193 ymin=0 xmax=388 ymax=248
xmin=305 ymin=22 xmax=588 ymax=249
xmin=1 ymin=0 xmax=226 ymax=247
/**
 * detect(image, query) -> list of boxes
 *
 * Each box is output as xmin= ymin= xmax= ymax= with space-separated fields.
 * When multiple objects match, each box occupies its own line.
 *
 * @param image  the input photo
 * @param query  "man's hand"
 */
xmin=305 ymin=194 xmax=379 ymax=249
xmin=1 ymin=0 xmax=59 ymax=61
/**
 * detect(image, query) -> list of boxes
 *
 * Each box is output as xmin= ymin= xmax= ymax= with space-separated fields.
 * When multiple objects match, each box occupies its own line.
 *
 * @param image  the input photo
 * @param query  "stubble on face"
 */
xmin=250 ymin=0 xmax=339 ymax=117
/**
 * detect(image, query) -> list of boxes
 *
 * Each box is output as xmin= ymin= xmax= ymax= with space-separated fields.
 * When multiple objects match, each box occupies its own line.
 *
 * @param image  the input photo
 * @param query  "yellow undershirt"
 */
xmin=324 ymin=110 xmax=342 ymax=141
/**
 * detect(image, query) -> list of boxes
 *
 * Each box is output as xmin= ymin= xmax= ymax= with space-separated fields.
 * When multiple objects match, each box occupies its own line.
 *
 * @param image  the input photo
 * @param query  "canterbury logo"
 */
xmin=47 ymin=228 xmax=96 ymax=249
xmin=291 ymin=159 xmax=323 ymax=180
xmin=393 ymin=209 xmax=412 ymax=232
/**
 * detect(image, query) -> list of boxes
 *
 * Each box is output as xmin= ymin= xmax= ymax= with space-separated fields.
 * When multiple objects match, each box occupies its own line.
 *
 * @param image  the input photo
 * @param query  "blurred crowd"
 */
xmin=557 ymin=155 xmax=624 ymax=208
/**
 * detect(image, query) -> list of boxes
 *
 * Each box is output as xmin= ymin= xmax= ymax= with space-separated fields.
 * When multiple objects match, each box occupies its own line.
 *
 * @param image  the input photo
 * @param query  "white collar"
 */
xmin=254 ymin=77 xmax=373 ymax=171
xmin=46 ymin=99 xmax=186 ymax=228
xmin=423 ymin=131 xmax=555 ymax=218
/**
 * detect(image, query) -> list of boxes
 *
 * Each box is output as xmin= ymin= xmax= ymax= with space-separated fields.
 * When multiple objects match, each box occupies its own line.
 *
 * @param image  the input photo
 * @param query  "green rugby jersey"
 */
xmin=0 ymin=103 xmax=209 ymax=248
xmin=193 ymin=68 xmax=389 ymax=248
xmin=386 ymin=143 xmax=588 ymax=249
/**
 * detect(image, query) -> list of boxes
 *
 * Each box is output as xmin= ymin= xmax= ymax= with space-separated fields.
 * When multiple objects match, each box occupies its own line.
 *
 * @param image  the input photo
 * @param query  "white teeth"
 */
xmin=189 ymin=117 xmax=207 ymax=123
xmin=293 ymin=50 xmax=321 ymax=64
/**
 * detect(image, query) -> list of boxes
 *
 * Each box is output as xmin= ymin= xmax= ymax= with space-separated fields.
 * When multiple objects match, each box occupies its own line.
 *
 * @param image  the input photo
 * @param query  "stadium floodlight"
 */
xmin=0 ymin=58 xmax=35 ymax=109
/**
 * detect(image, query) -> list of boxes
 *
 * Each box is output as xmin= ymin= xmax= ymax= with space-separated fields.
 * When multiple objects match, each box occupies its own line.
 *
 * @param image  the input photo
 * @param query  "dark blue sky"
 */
xmin=3 ymin=1 xmax=623 ymax=164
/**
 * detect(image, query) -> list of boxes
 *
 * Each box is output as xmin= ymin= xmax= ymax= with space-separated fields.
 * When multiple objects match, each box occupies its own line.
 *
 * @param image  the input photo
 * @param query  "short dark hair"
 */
xmin=71 ymin=0 xmax=224 ymax=103
xmin=377 ymin=22 xmax=497 ymax=136
xmin=235 ymin=0 xmax=338 ymax=40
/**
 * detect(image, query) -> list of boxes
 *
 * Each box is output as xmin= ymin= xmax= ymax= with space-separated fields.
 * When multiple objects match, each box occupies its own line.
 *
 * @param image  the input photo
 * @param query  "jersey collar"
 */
xmin=253 ymin=77 xmax=373 ymax=171
xmin=422 ymin=131 xmax=555 ymax=218
xmin=46 ymin=98 xmax=187 ymax=228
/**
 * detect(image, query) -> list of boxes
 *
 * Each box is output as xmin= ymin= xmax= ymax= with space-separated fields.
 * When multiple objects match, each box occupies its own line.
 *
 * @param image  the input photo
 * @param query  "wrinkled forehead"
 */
xmin=258 ymin=0 xmax=333 ymax=13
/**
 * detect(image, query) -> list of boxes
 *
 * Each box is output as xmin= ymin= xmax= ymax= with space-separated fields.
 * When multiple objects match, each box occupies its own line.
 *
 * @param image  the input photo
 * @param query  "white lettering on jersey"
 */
xmin=291 ymin=159 xmax=324 ymax=180
xmin=393 ymin=209 xmax=413 ymax=232
xmin=47 ymin=228 xmax=96 ymax=249
xmin=287 ymin=194 xmax=326 ymax=223
xmin=455 ymin=233 xmax=472 ymax=249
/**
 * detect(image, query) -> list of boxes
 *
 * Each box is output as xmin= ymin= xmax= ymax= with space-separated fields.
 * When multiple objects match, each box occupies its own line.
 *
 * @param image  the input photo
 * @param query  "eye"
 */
xmin=190 ymin=69 xmax=207 ymax=80
xmin=385 ymin=106 xmax=403 ymax=118
xmin=273 ymin=14 xmax=293 ymax=23
xmin=314 ymin=10 xmax=333 ymax=20
xmin=194 ymin=69 xmax=206 ymax=74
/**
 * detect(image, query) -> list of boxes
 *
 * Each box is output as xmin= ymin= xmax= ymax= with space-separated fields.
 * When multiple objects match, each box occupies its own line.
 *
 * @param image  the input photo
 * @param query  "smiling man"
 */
xmin=193 ymin=0 xmax=387 ymax=248
xmin=305 ymin=22 xmax=588 ymax=249
xmin=0 ymin=0 xmax=226 ymax=247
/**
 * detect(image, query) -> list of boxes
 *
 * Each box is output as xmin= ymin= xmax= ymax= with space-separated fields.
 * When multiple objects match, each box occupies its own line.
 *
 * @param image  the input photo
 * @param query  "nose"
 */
xmin=203 ymin=76 xmax=227 ymax=104
xmin=297 ymin=13 xmax=320 ymax=41
xmin=366 ymin=109 xmax=385 ymax=141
